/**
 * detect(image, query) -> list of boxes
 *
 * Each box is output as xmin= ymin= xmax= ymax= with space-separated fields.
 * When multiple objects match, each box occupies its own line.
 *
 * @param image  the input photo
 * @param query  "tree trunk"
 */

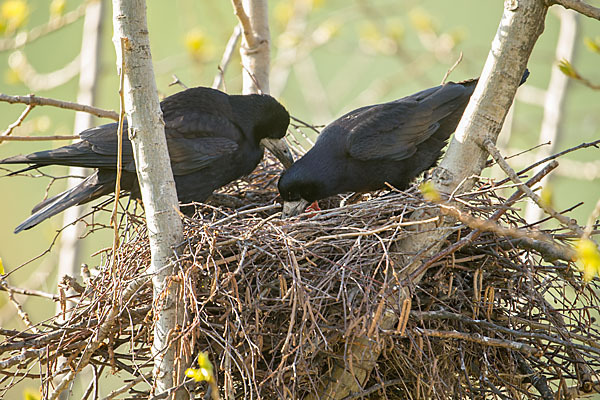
xmin=111 ymin=1 xmax=187 ymax=398
xmin=525 ymin=7 xmax=578 ymax=223
xmin=55 ymin=3 xmax=103 ymax=397
xmin=240 ymin=0 xmax=270 ymax=94
xmin=313 ymin=1 xmax=549 ymax=398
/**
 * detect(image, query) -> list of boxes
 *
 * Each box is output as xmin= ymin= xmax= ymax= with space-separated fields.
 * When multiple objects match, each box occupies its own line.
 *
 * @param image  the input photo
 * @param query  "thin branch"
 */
xmin=212 ymin=24 xmax=242 ymax=90
xmin=1 ymin=105 xmax=34 ymax=138
xmin=584 ymin=197 xmax=600 ymax=239
xmin=2 ymin=280 xmax=40 ymax=334
xmin=483 ymin=138 xmax=584 ymax=236
xmin=0 ymin=135 xmax=81 ymax=142
xmin=410 ymin=160 xmax=559 ymax=280
xmin=550 ymin=0 xmax=600 ymax=20
xmin=230 ymin=0 xmax=256 ymax=48
xmin=0 ymin=93 xmax=118 ymax=120
xmin=0 ymin=2 xmax=89 ymax=52
xmin=9 ymin=51 xmax=80 ymax=91
xmin=48 ymin=275 xmax=151 ymax=400
xmin=0 ymin=281 xmax=59 ymax=300
xmin=441 ymin=51 xmax=463 ymax=84
xmin=111 ymin=37 xmax=128 ymax=270
xmin=100 ymin=374 xmax=150 ymax=400
xmin=415 ymin=328 xmax=540 ymax=357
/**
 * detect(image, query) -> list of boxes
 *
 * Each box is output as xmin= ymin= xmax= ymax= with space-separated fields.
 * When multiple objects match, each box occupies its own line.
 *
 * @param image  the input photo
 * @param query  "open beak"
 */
xmin=282 ymin=198 xmax=310 ymax=218
xmin=261 ymin=138 xmax=294 ymax=169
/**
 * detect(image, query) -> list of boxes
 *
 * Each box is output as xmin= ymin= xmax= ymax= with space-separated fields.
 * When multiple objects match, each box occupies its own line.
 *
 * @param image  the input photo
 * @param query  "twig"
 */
xmin=483 ymin=138 xmax=584 ymax=236
xmin=414 ymin=328 xmax=540 ymax=357
xmin=512 ymin=138 xmax=600 ymax=180
xmin=111 ymin=37 xmax=128 ymax=270
xmin=1 ymin=105 xmax=34 ymax=138
xmin=0 ymin=2 xmax=88 ymax=51
xmin=584 ymin=197 xmax=600 ymax=239
xmin=0 ymin=348 xmax=45 ymax=369
xmin=441 ymin=52 xmax=463 ymax=84
xmin=549 ymin=0 xmax=600 ymax=20
xmin=343 ymin=379 xmax=405 ymax=400
xmin=100 ymin=374 xmax=150 ymax=400
xmin=439 ymin=203 xmax=576 ymax=262
xmin=9 ymin=51 xmax=81 ymax=91
xmin=0 ymin=135 xmax=81 ymax=142
xmin=230 ymin=0 xmax=257 ymax=48
xmin=410 ymin=160 xmax=560 ymax=280
xmin=213 ymin=25 xmax=242 ymax=90
xmin=2 ymin=280 xmax=40 ymax=334
xmin=48 ymin=275 xmax=152 ymax=400
xmin=0 ymin=93 xmax=118 ymax=120
xmin=0 ymin=281 xmax=59 ymax=300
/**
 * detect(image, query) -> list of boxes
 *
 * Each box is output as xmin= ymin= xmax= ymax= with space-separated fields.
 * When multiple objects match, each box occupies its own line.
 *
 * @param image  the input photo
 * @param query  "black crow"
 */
xmin=2 ymin=87 xmax=292 ymax=233
xmin=278 ymin=71 xmax=529 ymax=217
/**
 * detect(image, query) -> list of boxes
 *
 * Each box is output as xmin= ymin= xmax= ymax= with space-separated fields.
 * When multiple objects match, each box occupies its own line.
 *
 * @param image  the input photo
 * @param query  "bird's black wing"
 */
xmin=346 ymin=83 xmax=468 ymax=161
xmin=164 ymin=111 xmax=241 ymax=175
xmin=79 ymin=123 xmax=136 ymax=170
xmin=81 ymin=111 xmax=242 ymax=175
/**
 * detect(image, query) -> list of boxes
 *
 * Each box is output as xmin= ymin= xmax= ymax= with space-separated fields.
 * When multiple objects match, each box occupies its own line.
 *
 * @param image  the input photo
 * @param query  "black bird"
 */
xmin=278 ymin=71 xmax=529 ymax=217
xmin=2 ymin=87 xmax=292 ymax=233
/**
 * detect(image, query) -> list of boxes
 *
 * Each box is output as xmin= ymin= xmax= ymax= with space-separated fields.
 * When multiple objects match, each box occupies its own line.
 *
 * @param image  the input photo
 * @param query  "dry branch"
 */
xmin=550 ymin=0 xmax=600 ymax=20
xmin=0 ymin=93 xmax=118 ymax=120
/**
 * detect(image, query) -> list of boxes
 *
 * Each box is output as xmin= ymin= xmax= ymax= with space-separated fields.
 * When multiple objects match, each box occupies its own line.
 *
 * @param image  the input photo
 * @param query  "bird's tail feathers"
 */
xmin=15 ymin=172 xmax=104 ymax=233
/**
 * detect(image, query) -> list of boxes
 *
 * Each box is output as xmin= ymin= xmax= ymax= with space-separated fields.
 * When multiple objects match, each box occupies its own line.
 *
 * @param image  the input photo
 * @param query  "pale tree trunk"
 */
xmin=240 ymin=0 xmax=270 ymax=94
xmin=55 ymin=2 xmax=103 ymax=398
xmin=233 ymin=0 xmax=293 ymax=168
xmin=312 ymin=1 xmax=549 ymax=398
xmin=525 ymin=7 xmax=578 ymax=223
xmin=56 ymin=0 xmax=103 ymax=316
xmin=112 ymin=1 xmax=187 ymax=399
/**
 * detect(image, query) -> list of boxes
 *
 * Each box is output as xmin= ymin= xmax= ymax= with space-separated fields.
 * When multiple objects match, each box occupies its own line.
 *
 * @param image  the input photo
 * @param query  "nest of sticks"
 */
xmin=1 ymin=154 xmax=600 ymax=400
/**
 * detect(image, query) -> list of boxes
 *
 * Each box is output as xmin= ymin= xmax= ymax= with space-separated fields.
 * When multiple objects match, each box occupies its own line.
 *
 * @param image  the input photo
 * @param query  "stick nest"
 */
xmin=1 ymin=156 xmax=599 ymax=400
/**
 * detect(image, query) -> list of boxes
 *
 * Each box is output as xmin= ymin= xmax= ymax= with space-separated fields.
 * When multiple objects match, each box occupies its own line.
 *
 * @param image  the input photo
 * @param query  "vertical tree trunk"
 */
xmin=111 ymin=1 xmax=187 ymax=398
xmin=240 ymin=0 xmax=270 ymax=94
xmin=57 ymin=0 xmax=103 ymax=313
xmin=55 ymin=3 xmax=103 ymax=397
xmin=313 ymin=1 xmax=549 ymax=398
xmin=525 ymin=7 xmax=578 ymax=223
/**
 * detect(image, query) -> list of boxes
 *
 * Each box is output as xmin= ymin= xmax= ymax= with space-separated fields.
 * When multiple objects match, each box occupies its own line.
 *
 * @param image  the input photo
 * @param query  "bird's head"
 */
xmin=278 ymin=167 xmax=325 ymax=218
xmin=239 ymin=94 xmax=294 ymax=168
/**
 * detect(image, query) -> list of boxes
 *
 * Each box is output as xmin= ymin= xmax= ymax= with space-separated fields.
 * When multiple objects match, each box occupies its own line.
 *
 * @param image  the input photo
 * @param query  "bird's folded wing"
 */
xmin=347 ymin=84 xmax=468 ymax=162
xmin=165 ymin=111 xmax=241 ymax=175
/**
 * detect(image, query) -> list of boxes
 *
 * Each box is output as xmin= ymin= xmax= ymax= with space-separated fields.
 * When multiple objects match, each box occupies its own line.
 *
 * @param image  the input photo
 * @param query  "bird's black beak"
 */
xmin=260 ymin=138 xmax=294 ymax=169
xmin=281 ymin=198 xmax=310 ymax=218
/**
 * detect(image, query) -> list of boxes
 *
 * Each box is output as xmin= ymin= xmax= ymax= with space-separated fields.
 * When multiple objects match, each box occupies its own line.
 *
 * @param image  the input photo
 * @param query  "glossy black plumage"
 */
xmin=278 ymin=71 xmax=529 ymax=216
xmin=2 ymin=87 xmax=291 ymax=233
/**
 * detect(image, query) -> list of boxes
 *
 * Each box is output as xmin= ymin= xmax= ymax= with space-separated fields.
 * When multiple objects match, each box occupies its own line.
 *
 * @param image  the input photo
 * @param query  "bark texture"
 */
xmin=240 ymin=0 xmax=271 ymax=94
xmin=112 ymin=1 xmax=186 ymax=398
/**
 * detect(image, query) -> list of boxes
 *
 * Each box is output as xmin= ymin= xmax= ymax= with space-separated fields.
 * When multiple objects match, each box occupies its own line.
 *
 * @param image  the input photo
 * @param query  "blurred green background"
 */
xmin=0 ymin=0 xmax=598 ymax=397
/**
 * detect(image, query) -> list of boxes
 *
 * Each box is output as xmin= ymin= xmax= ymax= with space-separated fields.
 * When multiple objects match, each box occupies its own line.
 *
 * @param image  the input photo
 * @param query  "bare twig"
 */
xmin=0 ymin=281 xmax=59 ymax=300
xmin=0 ymin=93 xmax=118 ymax=120
xmin=111 ymin=37 xmax=128 ymax=269
xmin=230 ymin=0 xmax=256 ymax=48
xmin=415 ymin=328 xmax=540 ymax=357
xmin=1 ymin=105 xmax=34 ymax=138
xmin=48 ymin=275 xmax=151 ymax=400
xmin=441 ymin=52 xmax=463 ymax=84
xmin=483 ymin=138 xmax=584 ymax=236
xmin=439 ymin=203 xmax=576 ymax=262
xmin=0 ymin=135 xmax=81 ymax=142
xmin=212 ymin=25 xmax=242 ymax=90
xmin=549 ymin=0 xmax=600 ymax=20
xmin=0 ymin=2 xmax=89 ymax=52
